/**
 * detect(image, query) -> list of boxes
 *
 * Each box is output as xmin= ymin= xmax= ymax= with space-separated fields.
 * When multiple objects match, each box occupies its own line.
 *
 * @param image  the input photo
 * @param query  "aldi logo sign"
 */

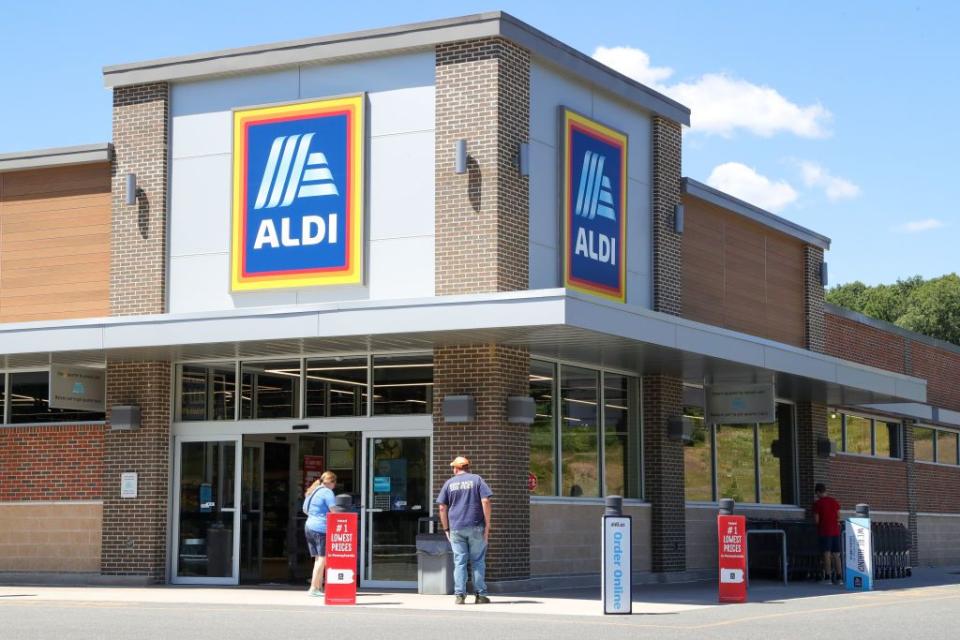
xmin=561 ymin=108 xmax=627 ymax=302
xmin=232 ymin=96 xmax=364 ymax=291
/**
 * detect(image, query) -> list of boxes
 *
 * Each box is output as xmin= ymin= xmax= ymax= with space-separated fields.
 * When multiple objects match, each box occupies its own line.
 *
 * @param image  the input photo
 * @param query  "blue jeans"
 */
xmin=450 ymin=525 xmax=487 ymax=596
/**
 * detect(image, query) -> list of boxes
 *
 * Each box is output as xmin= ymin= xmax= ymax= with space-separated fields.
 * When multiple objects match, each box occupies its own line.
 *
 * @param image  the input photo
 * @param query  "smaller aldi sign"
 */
xmin=561 ymin=108 xmax=627 ymax=302
xmin=718 ymin=514 xmax=748 ymax=603
xmin=232 ymin=96 xmax=364 ymax=291
xmin=325 ymin=512 xmax=359 ymax=605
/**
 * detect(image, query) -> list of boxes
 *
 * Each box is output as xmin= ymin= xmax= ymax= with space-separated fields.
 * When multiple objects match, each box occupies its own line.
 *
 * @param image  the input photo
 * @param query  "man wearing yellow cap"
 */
xmin=437 ymin=456 xmax=493 ymax=604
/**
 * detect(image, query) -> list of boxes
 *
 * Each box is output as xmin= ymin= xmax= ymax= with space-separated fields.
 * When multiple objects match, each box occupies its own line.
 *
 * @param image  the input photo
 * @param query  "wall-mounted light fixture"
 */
xmin=507 ymin=395 xmax=535 ymax=424
xmin=124 ymin=173 xmax=137 ymax=206
xmin=111 ymin=405 xmax=141 ymax=431
xmin=674 ymin=202 xmax=685 ymax=234
xmin=517 ymin=142 xmax=530 ymax=177
xmin=442 ymin=394 xmax=475 ymax=423
xmin=454 ymin=139 xmax=467 ymax=174
xmin=820 ymin=261 xmax=829 ymax=287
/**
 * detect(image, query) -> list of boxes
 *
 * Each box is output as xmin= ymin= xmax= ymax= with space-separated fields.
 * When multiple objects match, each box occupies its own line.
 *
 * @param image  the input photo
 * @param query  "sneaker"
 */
xmin=454 ymin=594 xmax=466 ymax=605
xmin=820 ymin=579 xmax=831 ymax=585
xmin=475 ymin=594 xmax=490 ymax=604
xmin=308 ymin=588 xmax=323 ymax=597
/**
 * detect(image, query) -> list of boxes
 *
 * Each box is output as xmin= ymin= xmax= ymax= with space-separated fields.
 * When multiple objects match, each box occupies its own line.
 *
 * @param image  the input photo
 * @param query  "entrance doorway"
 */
xmin=171 ymin=428 xmax=430 ymax=587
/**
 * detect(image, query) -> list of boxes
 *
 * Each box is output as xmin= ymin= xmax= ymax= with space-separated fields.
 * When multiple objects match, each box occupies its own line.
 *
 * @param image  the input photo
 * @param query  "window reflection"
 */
xmin=716 ymin=424 xmax=757 ymax=504
xmin=372 ymin=355 xmax=432 ymax=415
xmin=682 ymin=386 xmax=712 ymax=501
xmin=10 ymin=371 xmax=103 ymax=424
xmin=529 ymin=361 xmax=556 ymax=497
xmin=603 ymin=373 xmax=638 ymax=498
xmin=305 ymin=357 xmax=368 ymax=417
xmin=560 ymin=366 xmax=599 ymax=497
xmin=241 ymin=361 xmax=300 ymax=419
xmin=180 ymin=363 xmax=236 ymax=421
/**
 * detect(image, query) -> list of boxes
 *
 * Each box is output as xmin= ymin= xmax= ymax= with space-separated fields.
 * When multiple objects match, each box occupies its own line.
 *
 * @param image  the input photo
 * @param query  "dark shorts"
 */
xmin=305 ymin=528 xmax=327 ymax=557
xmin=819 ymin=535 xmax=841 ymax=553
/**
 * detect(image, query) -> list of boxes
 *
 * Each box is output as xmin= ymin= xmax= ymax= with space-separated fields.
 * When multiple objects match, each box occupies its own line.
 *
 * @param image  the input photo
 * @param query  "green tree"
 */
xmin=827 ymin=273 xmax=960 ymax=345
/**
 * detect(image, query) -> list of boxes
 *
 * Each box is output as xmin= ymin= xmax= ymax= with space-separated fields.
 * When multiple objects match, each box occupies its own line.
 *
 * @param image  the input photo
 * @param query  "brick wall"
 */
xmin=642 ymin=374 xmax=685 ymax=572
xmin=915 ymin=461 xmax=960 ymax=513
xmin=434 ymin=38 xmax=529 ymax=295
xmin=651 ymin=117 xmax=682 ymax=315
xmin=0 ymin=425 xmax=103 ymax=501
xmin=796 ymin=401 xmax=829 ymax=513
xmin=825 ymin=313 xmax=907 ymax=373
xmin=110 ymin=82 xmax=169 ymax=316
xmin=804 ymin=246 xmax=826 ymax=352
xmin=432 ymin=345 xmax=530 ymax=583
xmin=828 ymin=455 xmax=909 ymax=512
xmin=910 ymin=341 xmax=960 ymax=412
xmin=100 ymin=361 xmax=171 ymax=581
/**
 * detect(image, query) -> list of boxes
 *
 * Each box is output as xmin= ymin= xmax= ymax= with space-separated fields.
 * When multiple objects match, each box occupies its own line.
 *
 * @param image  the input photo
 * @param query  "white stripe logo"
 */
xmin=574 ymin=150 xmax=616 ymax=221
xmin=253 ymin=134 xmax=339 ymax=209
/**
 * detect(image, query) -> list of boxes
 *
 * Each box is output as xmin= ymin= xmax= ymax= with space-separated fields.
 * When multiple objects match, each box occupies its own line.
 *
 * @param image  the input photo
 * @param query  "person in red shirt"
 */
xmin=811 ymin=482 xmax=842 ymax=584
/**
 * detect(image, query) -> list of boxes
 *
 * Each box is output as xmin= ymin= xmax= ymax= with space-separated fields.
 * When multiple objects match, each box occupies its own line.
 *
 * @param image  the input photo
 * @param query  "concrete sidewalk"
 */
xmin=2 ymin=567 xmax=958 ymax=617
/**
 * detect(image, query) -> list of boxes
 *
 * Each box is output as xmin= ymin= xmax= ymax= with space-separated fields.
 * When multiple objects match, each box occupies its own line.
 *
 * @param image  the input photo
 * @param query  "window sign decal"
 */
xmin=561 ymin=108 xmax=628 ymax=302
xmin=231 ymin=96 xmax=365 ymax=291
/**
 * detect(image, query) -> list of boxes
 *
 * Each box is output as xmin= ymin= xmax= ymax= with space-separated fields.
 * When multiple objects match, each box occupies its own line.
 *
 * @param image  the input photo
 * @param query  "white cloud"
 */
xmin=592 ymin=46 xmax=832 ymax=138
xmin=706 ymin=162 xmax=798 ymax=212
xmin=894 ymin=219 xmax=945 ymax=233
xmin=593 ymin=46 xmax=674 ymax=86
xmin=799 ymin=161 xmax=860 ymax=201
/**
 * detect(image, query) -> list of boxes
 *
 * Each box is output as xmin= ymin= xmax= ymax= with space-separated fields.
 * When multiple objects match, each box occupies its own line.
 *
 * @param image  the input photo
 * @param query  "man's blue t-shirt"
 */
xmin=436 ymin=472 xmax=492 ymax=531
xmin=303 ymin=487 xmax=336 ymax=533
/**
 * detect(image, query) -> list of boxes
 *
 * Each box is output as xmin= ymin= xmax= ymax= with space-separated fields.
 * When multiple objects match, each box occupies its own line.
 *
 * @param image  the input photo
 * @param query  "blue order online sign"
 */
xmin=231 ymin=96 xmax=365 ymax=291
xmin=561 ymin=108 xmax=628 ymax=302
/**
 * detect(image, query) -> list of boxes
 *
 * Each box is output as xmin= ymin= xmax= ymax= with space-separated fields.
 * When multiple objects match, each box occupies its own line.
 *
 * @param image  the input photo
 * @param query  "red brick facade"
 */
xmin=915 ymin=462 xmax=960 ymax=513
xmin=825 ymin=312 xmax=907 ymax=374
xmin=828 ymin=455 xmax=909 ymax=512
xmin=0 ymin=425 xmax=103 ymax=501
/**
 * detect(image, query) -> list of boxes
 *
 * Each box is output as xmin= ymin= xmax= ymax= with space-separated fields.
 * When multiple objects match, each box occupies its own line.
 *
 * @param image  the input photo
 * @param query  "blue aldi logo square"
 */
xmin=561 ymin=108 xmax=627 ymax=302
xmin=231 ymin=96 xmax=365 ymax=291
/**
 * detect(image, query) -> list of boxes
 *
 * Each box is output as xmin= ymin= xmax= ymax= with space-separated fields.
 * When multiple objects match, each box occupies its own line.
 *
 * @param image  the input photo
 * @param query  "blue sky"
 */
xmin=1 ymin=1 xmax=956 ymax=286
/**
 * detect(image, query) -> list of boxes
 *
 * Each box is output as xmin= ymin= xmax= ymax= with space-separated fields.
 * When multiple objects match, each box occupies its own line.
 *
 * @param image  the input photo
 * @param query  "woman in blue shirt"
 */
xmin=303 ymin=471 xmax=337 ymax=597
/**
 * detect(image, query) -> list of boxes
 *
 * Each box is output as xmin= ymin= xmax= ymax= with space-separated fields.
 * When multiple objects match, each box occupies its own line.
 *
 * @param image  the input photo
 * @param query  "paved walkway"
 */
xmin=2 ymin=567 xmax=957 ymax=617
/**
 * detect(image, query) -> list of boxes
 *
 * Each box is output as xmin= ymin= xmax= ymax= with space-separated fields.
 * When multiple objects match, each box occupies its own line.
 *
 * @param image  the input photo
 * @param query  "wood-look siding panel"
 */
xmin=0 ymin=163 xmax=111 ymax=322
xmin=681 ymin=195 xmax=807 ymax=347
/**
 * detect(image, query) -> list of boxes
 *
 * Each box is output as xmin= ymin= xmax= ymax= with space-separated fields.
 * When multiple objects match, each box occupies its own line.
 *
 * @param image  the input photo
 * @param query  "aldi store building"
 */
xmin=1 ymin=12 xmax=959 ymax=588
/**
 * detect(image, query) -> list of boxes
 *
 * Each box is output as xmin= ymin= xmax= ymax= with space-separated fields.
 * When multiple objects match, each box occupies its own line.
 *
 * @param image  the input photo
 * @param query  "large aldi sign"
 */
xmin=561 ymin=108 xmax=627 ymax=302
xmin=231 ymin=96 xmax=364 ymax=291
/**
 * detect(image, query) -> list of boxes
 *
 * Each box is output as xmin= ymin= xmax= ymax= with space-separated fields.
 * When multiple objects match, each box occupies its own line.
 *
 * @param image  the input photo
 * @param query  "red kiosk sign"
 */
xmin=717 ymin=514 xmax=747 ymax=603
xmin=325 ymin=512 xmax=358 ymax=605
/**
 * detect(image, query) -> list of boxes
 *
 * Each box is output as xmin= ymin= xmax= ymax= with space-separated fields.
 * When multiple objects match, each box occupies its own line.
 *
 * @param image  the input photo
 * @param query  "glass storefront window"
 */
xmin=758 ymin=420 xmax=782 ymax=504
xmin=603 ymin=373 xmax=638 ymax=499
xmin=529 ymin=361 xmax=556 ymax=497
xmin=180 ymin=363 xmax=236 ymax=421
xmin=914 ymin=427 xmax=935 ymax=462
xmin=845 ymin=415 xmax=872 ymax=455
xmin=305 ymin=357 xmax=368 ymax=417
xmin=560 ymin=366 xmax=599 ymax=497
xmin=828 ymin=411 xmax=843 ymax=452
xmin=682 ymin=386 xmax=712 ymax=502
xmin=241 ymin=361 xmax=300 ymax=419
xmin=716 ymin=424 xmax=757 ymax=504
xmin=177 ymin=440 xmax=236 ymax=578
xmin=372 ymin=355 xmax=433 ymax=415
xmin=875 ymin=421 xmax=900 ymax=458
xmin=10 ymin=371 xmax=104 ymax=424
xmin=937 ymin=431 xmax=959 ymax=466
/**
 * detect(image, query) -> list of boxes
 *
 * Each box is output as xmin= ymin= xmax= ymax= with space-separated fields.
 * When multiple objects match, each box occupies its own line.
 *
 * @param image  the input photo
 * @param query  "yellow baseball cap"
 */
xmin=450 ymin=456 xmax=470 ymax=468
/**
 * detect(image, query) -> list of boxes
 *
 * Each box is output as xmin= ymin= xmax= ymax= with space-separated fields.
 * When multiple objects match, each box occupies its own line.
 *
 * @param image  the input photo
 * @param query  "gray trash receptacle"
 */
xmin=416 ymin=532 xmax=454 ymax=595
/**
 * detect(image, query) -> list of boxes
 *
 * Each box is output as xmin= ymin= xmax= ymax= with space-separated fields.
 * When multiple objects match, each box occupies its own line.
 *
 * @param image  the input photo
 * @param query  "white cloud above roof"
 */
xmin=706 ymin=162 xmax=798 ymax=212
xmin=799 ymin=161 xmax=861 ymax=201
xmin=894 ymin=218 xmax=945 ymax=233
xmin=593 ymin=46 xmax=831 ymax=138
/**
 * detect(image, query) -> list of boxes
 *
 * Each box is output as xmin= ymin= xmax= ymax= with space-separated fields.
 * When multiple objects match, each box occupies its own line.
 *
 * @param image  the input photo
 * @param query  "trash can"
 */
xmin=416 ymin=517 xmax=454 ymax=595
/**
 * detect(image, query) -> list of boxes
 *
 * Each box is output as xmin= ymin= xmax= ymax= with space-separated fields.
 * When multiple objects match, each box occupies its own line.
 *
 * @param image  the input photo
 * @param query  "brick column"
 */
xmin=435 ymin=38 xmax=530 ymax=295
xmin=804 ymin=246 xmax=826 ymax=353
xmin=100 ymin=361 xmax=171 ymax=582
xmin=111 ymin=82 xmax=169 ymax=316
xmin=432 ymin=345 xmax=530 ymax=584
xmin=902 ymin=420 xmax=919 ymax=565
xmin=651 ymin=116 xmax=682 ymax=316
xmin=795 ymin=401 xmax=829 ymax=513
xmin=642 ymin=374 xmax=685 ymax=572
